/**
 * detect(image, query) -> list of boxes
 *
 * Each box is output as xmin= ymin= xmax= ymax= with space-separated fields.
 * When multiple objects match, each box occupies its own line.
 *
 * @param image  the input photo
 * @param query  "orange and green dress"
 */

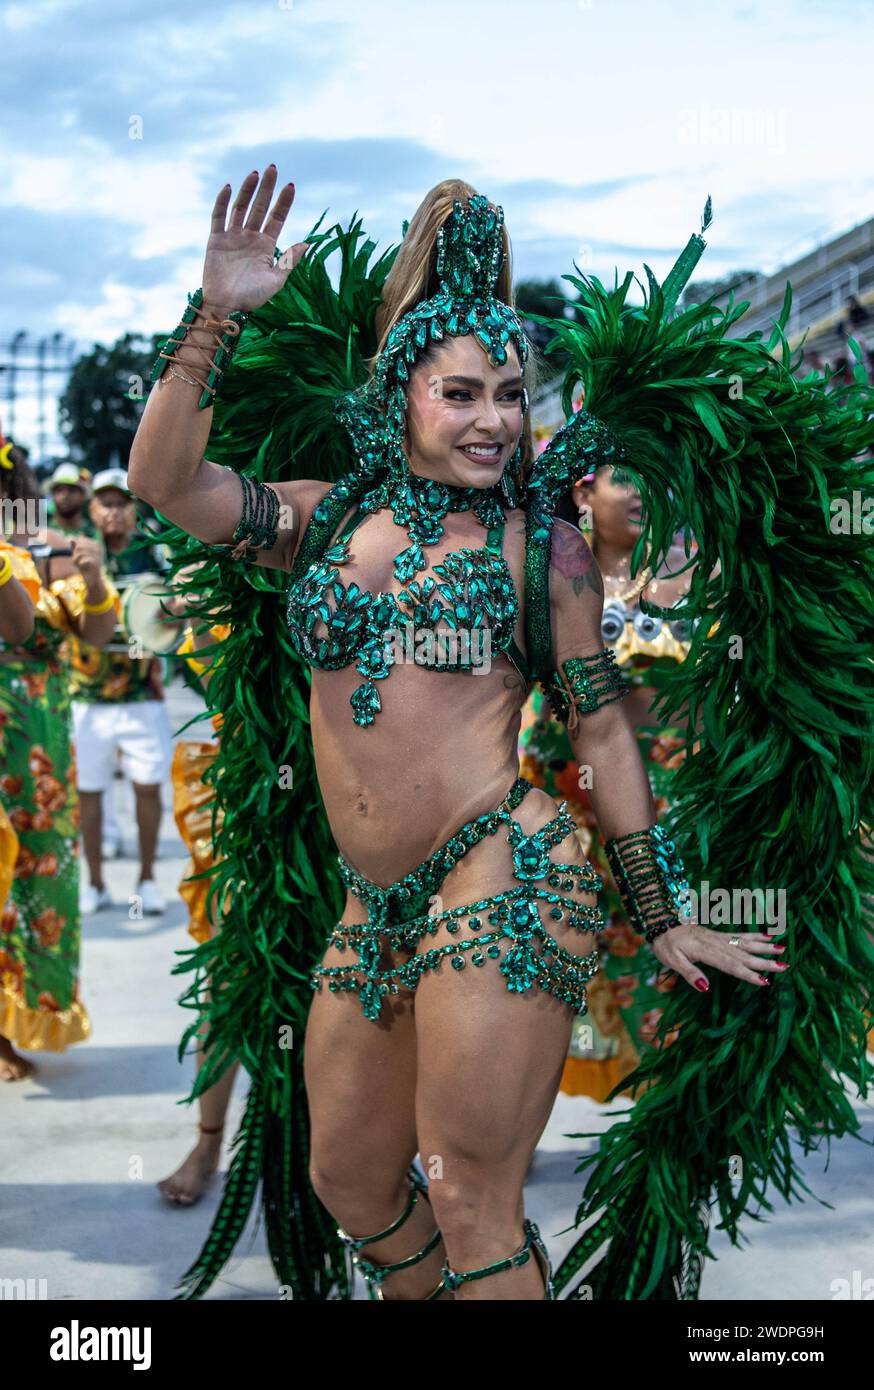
xmin=519 ymin=613 xmax=692 ymax=1100
xmin=0 ymin=541 xmax=119 ymax=1051
xmin=171 ymin=623 xmax=229 ymax=944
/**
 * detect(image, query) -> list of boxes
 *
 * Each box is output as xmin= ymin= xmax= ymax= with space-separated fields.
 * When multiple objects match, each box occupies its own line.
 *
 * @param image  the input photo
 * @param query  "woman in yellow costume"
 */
xmin=0 ymin=435 xmax=117 ymax=1079
xmin=158 ymin=579 xmax=236 ymax=1203
xmin=519 ymin=462 xmax=696 ymax=1100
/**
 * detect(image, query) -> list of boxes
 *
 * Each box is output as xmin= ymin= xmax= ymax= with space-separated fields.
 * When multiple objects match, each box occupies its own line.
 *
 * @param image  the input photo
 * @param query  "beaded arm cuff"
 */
xmin=541 ymin=649 xmax=629 ymax=734
xmin=150 ymin=288 xmax=249 ymax=409
xmin=604 ymin=825 xmax=691 ymax=944
xmin=227 ymin=474 xmax=280 ymax=561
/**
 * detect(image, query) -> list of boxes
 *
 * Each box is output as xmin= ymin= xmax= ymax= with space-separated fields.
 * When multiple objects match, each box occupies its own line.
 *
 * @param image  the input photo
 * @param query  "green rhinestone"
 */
xmin=451 ymin=956 xmax=465 ymax=971
xmin=469 ymin=917 xmax=481 ymax=929
xmin=550 ymin=908 xmax=563 ymax=921
xmin=487 ymin=945 xmax=501 ymax=958
xmin=471 ymin=952 xmax=485 ymax=966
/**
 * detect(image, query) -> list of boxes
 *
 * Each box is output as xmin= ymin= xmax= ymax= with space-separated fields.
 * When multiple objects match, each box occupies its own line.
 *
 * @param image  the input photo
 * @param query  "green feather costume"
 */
xmin=155 ymin=217 xmax=397 ymax=1300
xmin=157 ymin=200 xmax=874 ymax=1300
xmin=533 ymin=205 xmax=874 ymax=1299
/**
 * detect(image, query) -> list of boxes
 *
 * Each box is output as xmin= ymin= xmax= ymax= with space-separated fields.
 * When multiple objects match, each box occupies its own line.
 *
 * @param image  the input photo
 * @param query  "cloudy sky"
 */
xmin=1 ymin=0 xmax=872 ymax=456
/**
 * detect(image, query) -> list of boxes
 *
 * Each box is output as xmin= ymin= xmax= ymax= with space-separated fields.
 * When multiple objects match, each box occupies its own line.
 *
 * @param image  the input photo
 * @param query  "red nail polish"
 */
xmin=758 ymin=975 xmax=770 ymax=985
xmin=694 ymin=978 xmax=708 ymax=991
xmin=773 ymin=944 xmax=786 ymax=951
xmin=776 ymin=962 xmax=789 ymax=970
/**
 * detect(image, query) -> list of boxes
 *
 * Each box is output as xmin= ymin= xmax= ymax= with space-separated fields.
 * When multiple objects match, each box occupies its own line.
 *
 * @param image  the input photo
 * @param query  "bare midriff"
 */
xmin=298 ymin=508 xmax=533 ymax=886
xmin=311 ymin=656 xmax=530 ymax=886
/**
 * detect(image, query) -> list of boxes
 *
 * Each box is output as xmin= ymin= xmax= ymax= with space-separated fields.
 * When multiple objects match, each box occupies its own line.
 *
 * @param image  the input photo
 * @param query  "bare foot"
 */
xmin=0 ymin=1036 xmax=37 ymax=1082
xmin=157 ymin=1131 xmax=223 ymax=1206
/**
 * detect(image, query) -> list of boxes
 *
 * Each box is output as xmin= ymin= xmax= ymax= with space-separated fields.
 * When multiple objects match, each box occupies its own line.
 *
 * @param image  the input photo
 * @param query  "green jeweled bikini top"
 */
xmin=286 ymin=471 xmax=520 ymax=727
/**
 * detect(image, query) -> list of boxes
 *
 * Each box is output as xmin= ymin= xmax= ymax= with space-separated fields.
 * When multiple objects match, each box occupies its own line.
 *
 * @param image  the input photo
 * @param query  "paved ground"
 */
xmin=2 ymin=680 xmax=873 ymax=1300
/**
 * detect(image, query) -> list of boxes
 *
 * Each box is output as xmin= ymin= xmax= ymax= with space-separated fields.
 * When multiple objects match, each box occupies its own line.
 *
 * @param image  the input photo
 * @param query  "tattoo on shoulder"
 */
xmin=550 ymin=521 xmax=604 ymax=598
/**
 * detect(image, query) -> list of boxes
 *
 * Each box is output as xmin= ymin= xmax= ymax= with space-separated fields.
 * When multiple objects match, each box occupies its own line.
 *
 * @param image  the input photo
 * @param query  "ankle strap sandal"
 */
xmin=336 ymin=1166 xmax=446 ymax=1301
xmin=440 ymin=1219 xmax=555 ymax=1299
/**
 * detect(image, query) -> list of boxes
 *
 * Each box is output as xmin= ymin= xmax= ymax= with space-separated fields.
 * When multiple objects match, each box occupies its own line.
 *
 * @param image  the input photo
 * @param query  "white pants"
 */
xmin=72 ymin=699 xmax=173 ymax=792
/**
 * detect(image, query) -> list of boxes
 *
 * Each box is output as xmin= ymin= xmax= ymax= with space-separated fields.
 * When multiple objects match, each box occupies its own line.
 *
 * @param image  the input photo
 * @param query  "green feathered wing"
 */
xmin=151 ymin=217 xmax=398 ymax=1300
xmin=528 ymin=207 xmax=874 ymax=1299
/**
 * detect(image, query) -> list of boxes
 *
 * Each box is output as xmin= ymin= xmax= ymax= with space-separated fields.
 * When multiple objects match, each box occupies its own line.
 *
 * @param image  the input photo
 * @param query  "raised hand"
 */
xmin=202 ymin=167 xmax=307 ymax=313
xmin=69 ymin=535 xmax=104 ymax=590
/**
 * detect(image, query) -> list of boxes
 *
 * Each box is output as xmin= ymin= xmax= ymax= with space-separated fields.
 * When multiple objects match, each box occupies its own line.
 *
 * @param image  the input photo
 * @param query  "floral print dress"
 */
xmin=0 ymin=541 xmax=117 ymax=1051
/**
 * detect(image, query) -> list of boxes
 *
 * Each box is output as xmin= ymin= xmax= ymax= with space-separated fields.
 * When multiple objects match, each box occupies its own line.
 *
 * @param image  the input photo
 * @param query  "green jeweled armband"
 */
xmin=604 ymin=824 xmax=691 ymax=944
xmin=228 ymin=474 xmax=280 ymax=561
xmin=150 ymin=288 xmax=249 ymax=409
xmin=541 ymin=648 xmax=628 ymax=731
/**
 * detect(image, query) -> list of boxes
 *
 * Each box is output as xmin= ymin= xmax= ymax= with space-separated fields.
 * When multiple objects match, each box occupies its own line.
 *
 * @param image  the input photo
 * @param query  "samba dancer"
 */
xmin=128 ymin=172 xmax=783 ymax=1299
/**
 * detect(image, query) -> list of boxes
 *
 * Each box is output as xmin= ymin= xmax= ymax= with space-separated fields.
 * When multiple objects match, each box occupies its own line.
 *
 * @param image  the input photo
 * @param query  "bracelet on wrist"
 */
xmin=604 ymin=824 xmax=691 ymax=944
xmin=228 ymin=474 xmax=280 ymax=560
xmin=0 ymin=553 xmax=13 ymax=588
xmin=150 ymin=288 xmax=249 ymax=409
xmin=82 ymin=587 xmax=115 ymax=615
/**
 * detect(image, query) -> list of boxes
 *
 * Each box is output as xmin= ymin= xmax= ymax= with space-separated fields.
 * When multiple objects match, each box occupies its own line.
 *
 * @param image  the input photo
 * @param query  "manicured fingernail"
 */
xmin=775 ymin=962 xmax=789 ymax=970
xmin=694 ymin=978 xmax=709 ymax=991
xmin=772 ymin=943 xmax=786 ymax=951
xmin=758 ymin=975 xmax=770 ymax=985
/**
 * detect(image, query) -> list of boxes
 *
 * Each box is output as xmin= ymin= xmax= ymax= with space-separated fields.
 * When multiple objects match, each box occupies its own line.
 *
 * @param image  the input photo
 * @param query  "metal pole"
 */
xmin=37 ymin=336 xmax=48 ymax=465
xmin=7 ymin=331 xmax=26 ymax=436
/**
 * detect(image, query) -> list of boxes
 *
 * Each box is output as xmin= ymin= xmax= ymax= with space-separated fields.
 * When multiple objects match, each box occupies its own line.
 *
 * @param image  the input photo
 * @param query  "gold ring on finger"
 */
xmin=728 ymin=936 xmax=741 ymax=947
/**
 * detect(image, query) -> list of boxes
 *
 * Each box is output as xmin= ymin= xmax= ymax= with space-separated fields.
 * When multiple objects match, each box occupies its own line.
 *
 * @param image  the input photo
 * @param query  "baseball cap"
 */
xmin=91 ymin=467 xmax=133 ymax=497
xmin=49 ymin=462 xmax=91 ymax=494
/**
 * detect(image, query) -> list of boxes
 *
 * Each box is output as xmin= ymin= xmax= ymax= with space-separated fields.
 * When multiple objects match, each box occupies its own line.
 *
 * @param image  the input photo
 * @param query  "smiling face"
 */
xmin=402 ymin=334 xmax=525 ymax=490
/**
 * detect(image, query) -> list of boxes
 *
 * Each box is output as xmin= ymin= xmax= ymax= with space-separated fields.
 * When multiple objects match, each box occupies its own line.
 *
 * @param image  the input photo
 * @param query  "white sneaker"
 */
xmin=137 ymin=879 xmax=166 ymax=915
xmin=80 ymin=884 xmax=112 ymax=915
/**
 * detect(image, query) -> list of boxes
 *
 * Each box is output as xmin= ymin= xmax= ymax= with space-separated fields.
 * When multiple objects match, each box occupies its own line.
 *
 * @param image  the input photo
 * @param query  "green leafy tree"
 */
xmin=680 ymin=270 xmax=763 ymax=307
xmin=59 ymin=332 xmax=161 ymax=469
xmin=515 ymin=278 xmax=574 ymax=376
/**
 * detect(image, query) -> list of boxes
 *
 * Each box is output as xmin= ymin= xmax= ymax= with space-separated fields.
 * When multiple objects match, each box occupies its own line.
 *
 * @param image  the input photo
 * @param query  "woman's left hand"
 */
xmin=650 ymin=923 xmax=787 ymax=992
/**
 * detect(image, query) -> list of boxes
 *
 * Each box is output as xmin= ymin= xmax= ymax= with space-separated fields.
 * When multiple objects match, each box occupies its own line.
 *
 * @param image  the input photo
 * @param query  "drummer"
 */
xmin=70 ymin=468 xmax=176 ymax=917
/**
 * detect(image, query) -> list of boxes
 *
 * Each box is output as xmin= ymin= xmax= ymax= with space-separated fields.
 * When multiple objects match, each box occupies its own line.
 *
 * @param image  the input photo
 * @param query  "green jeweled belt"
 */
xmin=312 ymin=783 xmax=604 ymax=1021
